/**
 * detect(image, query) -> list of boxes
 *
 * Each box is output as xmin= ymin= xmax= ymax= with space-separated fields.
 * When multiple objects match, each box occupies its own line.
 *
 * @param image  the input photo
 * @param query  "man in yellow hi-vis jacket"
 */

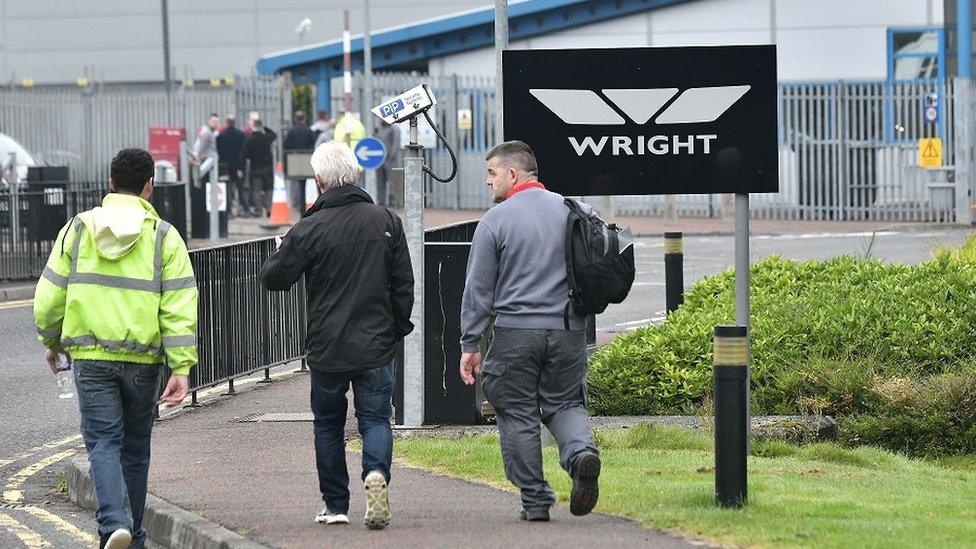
xmin=34 ymin=148 xmax=197 ymax=549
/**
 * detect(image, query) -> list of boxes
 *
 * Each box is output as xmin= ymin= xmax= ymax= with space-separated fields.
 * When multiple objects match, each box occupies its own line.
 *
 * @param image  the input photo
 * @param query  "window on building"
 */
xmin=888 ymin=28 xmax=946 ymax=81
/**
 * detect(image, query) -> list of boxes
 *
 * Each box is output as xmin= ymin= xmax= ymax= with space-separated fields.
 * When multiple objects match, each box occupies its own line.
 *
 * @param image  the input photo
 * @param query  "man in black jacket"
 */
xmin=260 ymin=142 xmax=413 ymax=531
xmin=240 ymin=119 xmax=277 ymax=216
xmin=283 ymin=111 xmax=318 ymax=213
xmin=216 ymin=114 xmax=248 ymax=216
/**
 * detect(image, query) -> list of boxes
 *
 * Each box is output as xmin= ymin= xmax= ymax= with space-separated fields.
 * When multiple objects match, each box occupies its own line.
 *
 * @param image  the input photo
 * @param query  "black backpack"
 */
xmin=563 ymin=199 xmax=635 ymax=326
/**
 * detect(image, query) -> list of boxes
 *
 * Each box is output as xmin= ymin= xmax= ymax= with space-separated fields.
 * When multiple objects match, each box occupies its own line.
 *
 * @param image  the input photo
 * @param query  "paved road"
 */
xmin=597 ymin=226 xmax=972 ymax=333
xmin=0 ymin=225 xmax=969 ymax=547
xmin=0 ymin=300 xmax=100 ymax=547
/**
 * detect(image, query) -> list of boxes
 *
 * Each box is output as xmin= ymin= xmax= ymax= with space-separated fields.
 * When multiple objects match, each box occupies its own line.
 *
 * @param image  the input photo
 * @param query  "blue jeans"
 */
xmin=74 ymin=360 xmax=161 ymax=548
xmin=310 ymin=363 xmax=394 ymax=514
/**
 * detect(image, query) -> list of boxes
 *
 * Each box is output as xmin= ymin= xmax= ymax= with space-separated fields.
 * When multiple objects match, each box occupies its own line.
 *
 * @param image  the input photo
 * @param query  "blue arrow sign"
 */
xmin=354 ymin=137 xmax=386 ymax=170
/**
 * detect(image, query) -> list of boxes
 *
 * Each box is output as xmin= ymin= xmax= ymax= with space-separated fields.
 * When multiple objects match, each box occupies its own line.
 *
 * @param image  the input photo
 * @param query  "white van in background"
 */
xmin=0 ymin=132 xmax=37 ymax=187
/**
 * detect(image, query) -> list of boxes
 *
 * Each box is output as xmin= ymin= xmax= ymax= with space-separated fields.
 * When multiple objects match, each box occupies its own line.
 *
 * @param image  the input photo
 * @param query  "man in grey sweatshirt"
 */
xmin=459 ymin=140 xmax=600 ymax=522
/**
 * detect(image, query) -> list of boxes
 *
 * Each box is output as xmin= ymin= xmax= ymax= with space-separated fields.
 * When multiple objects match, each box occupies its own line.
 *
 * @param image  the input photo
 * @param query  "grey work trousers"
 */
xmin=481 ymin=326 xmax=599 ymax=511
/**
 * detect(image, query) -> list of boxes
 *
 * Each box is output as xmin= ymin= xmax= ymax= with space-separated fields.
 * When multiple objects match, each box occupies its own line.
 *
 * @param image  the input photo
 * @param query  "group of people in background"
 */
xmin=192 ymin=107 xmax=400 ymax=219
xmin=193 ymin=111 xmax=278 ymax=219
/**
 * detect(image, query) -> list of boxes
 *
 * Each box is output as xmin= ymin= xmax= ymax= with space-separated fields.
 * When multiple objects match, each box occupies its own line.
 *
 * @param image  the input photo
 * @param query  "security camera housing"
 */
xmin=371 ymin=84 xmax=437 ymax=125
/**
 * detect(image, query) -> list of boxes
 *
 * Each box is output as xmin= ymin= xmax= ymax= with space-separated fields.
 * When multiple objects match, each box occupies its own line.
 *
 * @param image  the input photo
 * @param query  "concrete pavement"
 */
xmin=141 ymin=372 xmax=700 ymax=549
xmin=219 ymin=207 xmax=909 ymax=239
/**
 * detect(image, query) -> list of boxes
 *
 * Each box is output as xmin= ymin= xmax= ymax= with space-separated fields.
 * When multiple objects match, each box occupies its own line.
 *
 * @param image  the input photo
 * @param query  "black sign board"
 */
xmin=503 ymin=46 xmax=778 ymax=196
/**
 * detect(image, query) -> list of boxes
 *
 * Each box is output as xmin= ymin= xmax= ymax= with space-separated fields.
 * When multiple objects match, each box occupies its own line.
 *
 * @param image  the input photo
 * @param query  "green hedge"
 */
xmin=588 ymin=252 xmax=976 ymax=456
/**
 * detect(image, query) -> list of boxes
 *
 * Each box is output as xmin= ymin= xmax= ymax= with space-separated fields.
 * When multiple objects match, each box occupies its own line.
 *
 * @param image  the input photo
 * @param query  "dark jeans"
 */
xmin=248 ymin=166 xmax=273 ymax=215
xmin=74 ymin=360 xmax=161 ymax=548
xmin=310 ymin=362 xmax=394 ymax=514
xmin=230 ymin=177 xmax=251 ymax=214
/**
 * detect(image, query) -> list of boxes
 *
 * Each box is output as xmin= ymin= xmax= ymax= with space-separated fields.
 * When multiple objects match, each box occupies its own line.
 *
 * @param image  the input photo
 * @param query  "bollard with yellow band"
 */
xmin=664 ymin=231 xmax=684 ymax=314
xmin=713 ymin=325 xmax=748 ymax=508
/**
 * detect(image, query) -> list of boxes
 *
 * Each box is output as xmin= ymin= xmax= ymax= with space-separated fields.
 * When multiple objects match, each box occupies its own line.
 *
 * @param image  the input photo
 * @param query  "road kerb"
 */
xmin=64 ymin=455 xmax=267 ymax=549
xmin=0 ymin=285 xmax=35 ymax=303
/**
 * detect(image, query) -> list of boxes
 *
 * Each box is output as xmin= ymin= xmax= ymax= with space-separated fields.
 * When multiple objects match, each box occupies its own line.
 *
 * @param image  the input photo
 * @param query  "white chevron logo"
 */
xmin=529 ymin=85 xmax=751 ymax=125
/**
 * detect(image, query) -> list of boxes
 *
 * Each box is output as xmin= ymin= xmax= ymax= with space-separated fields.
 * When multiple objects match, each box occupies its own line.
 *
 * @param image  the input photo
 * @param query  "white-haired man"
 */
xmin=260 ymin=142 xmax=414 ymax=530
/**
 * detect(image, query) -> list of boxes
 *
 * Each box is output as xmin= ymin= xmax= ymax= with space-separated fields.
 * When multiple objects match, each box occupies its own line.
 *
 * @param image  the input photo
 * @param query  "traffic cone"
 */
xmin=305 ymin=178 xmax=319 ymax=212
xmin=262 ymin=162 xmax=291 ymax=228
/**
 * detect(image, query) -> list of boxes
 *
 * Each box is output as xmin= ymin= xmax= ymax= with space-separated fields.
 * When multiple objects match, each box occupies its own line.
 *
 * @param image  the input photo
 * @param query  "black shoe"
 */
xmin=519 ymin=508 xmax=550 ymax=522
xmin=570 ymin=452 xmax=601 ymax=516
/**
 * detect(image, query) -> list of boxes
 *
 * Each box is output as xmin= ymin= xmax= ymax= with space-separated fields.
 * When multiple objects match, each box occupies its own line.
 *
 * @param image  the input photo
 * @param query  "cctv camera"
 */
xmin=370 ymin=84 xmax=437 ymax=125
xmin=295 ymin=18 xmax=312 ymax=34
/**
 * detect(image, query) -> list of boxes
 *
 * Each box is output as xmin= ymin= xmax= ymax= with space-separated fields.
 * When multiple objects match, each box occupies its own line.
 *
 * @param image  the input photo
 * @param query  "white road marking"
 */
xmin=751 ymin=231 xmax=907 ymax=240
xmin=0 ymin=299 xmax=33 ymax=310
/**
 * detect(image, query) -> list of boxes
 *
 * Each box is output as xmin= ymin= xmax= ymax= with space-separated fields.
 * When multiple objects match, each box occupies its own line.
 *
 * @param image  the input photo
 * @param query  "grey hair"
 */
xmin=310 ymin=142 xmax=360 ymax=189
xmin=485 ymin=140 xmax=538 ymax=176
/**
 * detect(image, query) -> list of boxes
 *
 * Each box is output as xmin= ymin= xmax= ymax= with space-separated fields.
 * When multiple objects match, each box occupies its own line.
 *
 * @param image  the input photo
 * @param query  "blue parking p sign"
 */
xmin=378 ymin=99 xmax=405 ymax=119
xmin=354 ymin=137 xmax=386 ymax=170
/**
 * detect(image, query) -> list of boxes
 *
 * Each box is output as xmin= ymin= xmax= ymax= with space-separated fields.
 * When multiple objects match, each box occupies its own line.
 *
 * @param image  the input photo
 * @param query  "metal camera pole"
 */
xmin=403 ymin=116 xmax=425 ymax=427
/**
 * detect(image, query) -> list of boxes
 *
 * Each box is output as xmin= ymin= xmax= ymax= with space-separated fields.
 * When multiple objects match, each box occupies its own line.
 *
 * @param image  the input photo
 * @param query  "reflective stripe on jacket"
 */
xmin=34 ymin=193 xmax=198 ymax=375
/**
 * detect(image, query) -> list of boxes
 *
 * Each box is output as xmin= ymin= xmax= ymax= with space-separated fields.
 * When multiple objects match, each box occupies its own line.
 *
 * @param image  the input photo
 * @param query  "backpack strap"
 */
xmin=563 ymin=198 xmax=578 ymax=330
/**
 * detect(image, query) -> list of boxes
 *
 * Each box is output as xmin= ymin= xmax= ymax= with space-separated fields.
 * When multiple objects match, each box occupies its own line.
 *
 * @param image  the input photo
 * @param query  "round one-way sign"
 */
xmin=354 ymin=137 xmax=386 ymax=170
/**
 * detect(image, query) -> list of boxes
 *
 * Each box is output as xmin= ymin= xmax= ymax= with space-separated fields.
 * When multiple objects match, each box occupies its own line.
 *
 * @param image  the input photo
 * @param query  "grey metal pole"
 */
xmin=364 ymin=0 xmax=378 ymax=201
xmin=180 ymin=143 xmax=191 ymax=234
xmin=734 ymin=192 xmax=750 ymax=439
xmin=208 ymin=155 xmax=220 ymax=240
xmin=8 ymin=152 xmax=19 ymax=248
xmin=343 ymin=10 xmax=352 ymax=114
xmin=953 ymin=77 xmax=973 ymax=225
xmin=161 ymin=0 xmax=172 ymax=125
xmin=494 ymin=0 xmax=507 ymax=144
xmin=403 ymin=118 xmax=425 ymax=427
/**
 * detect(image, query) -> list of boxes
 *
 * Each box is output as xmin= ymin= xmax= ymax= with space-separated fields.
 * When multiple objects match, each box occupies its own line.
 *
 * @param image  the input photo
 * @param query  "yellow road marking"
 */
xmin=0 ymin=511 xmax=51 ymax=547
xmin=3 ymin=449 xmax=77 ymax=504
xmin=21 ymin=506 xmax=95 ymax=545
xmin=0 ymin=299 xmax=32 ymax=310
xmin=2 ymin=490 xmax=23 ymax=503
xmin=0 ymin=435 xmax=81 ymax=471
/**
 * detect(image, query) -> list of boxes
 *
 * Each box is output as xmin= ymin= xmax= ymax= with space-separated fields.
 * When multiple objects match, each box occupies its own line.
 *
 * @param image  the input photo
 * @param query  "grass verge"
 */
xmin=393 ymin=424 xmax=976 ymax=548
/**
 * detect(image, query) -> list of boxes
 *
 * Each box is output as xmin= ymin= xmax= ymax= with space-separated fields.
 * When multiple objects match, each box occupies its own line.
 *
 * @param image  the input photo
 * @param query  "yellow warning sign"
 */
xmin=458 ymin=109 xmax=473 ymax=130
xmin=919 ymin=137 xmax=942 ymax=168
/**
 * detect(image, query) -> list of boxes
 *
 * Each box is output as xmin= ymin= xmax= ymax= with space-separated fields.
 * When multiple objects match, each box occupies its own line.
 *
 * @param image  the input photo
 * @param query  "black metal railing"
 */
xmin=0 ymin=183 xmax=187 ymax=280
xmin=0 ymin=186 xmax=106 ymax=279
xmin=186 ymin=237 xmax=306 ymax=396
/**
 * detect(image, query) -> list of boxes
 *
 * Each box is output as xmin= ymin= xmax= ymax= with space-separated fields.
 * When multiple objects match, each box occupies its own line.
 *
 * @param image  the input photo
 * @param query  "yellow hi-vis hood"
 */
xmin=34 ymin=190 xmax=199 ymax=375
xmin=76 ymin=193 xmax=153 ymax=260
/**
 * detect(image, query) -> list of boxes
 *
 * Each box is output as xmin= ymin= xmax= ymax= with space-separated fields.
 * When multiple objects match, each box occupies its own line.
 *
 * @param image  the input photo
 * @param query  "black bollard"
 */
xmin=664 ymin=232 xmax=684 ymax=314
xmin=713 ymin=325 xmax=748 ymax=508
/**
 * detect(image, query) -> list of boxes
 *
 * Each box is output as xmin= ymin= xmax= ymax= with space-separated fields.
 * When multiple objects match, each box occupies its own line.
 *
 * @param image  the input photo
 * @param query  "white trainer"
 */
xmin=314 ymin=507 xmax=350 ymax=525
xmin=104 ymin=528 xmax=132 ymax=549
xmin=363 ymin=470 xmax=390 ymax=530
